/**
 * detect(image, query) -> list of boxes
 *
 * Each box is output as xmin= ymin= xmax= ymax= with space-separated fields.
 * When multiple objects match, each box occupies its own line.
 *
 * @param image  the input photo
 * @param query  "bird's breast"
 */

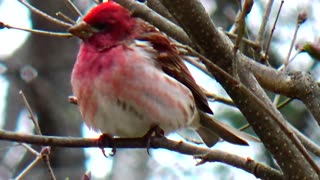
xmin=71 ymin=43 xmax=198 ymax=137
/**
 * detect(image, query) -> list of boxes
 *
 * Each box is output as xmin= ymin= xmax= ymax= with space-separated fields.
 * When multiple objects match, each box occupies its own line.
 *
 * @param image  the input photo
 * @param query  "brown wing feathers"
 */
xmin=137 ymin=31 xmax=213 ymax=114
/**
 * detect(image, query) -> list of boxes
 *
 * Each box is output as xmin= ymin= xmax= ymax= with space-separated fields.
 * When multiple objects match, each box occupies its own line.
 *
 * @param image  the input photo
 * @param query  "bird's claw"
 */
xmin=143 ymin=125 xmax=164 ymax=155
xmin=98 ymin=133 xmax=116 ymax=157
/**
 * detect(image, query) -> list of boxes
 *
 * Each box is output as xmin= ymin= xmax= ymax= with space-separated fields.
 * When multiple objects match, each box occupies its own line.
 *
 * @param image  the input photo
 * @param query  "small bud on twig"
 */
xmin=297 ymin=10 xmax=308 ymax=25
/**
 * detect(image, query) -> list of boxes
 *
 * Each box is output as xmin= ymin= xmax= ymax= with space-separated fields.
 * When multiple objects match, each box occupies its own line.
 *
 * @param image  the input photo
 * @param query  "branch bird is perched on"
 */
xmin=69 ymin=1 xmax=252 ymax=147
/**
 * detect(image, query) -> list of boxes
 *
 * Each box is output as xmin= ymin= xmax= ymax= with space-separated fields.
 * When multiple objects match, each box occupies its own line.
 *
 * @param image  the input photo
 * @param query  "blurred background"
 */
xmin=0 ymin=0 xmax=319 ymax=179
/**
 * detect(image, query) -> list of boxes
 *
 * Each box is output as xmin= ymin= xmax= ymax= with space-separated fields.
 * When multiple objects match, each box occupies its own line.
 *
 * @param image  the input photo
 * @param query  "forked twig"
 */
xmin=19 ymin=91 xmax=56 ymax=180
xmin=14 ymin=146 xmax=56 ymax=180
xmin=273 ymin=11 xmax=307 ymax=105
xmin=18 ymin=0 xmax=72 ymax=28
xmin=282 ymin=10 xmax=307 ymax=71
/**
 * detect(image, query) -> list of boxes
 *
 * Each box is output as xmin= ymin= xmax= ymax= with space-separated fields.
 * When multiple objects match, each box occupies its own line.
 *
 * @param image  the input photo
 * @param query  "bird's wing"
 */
xmin=136 ymin=29 xmax=213 ymax=114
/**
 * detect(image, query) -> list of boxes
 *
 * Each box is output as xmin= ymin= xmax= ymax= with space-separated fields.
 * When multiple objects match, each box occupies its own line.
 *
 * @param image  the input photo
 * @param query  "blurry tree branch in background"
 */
xmin=1 ymin=0 xmax=84 ymax=179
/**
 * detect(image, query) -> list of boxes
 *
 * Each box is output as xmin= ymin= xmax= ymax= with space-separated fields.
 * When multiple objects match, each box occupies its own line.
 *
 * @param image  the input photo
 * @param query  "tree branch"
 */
xmin=158 ymin=0 xmax=319 ymax=178
xmin=244 ymin=57 xmax=320 ymax=125
xmin=0 ymin=129 xmax=282 ymax=179
xmin=114 ymin=0 xmax=194 ymax=48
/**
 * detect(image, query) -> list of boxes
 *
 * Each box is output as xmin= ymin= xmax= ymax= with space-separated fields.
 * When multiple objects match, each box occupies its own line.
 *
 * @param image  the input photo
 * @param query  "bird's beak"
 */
xmin=68 ymin=21 xmax=99 ymax=39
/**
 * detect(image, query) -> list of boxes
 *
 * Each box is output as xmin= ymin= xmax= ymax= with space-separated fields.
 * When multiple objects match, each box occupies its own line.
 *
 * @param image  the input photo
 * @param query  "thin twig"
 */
xmin=283 ymin=18 xmax=303 ymax=71
xmin=194 ymin=153 xmax=282 ymax=180
xmin=176 ymin=43 xmax=212 ymax=77
xmin=272 ymin=94 xmax=281 ymax=106
xmin=56 ymin=12 xmax=76 ymax=24
xmin=239 ymin=124 xmax=250 ymax=131
xmin=64 ymin=0 xmax=83 ymax=17
xmin=225 ymin=32 xmax=259 ymax=49
xmin=276 ymin=98 xmax=293 ymax=110
xmin=206 ymin=93 xmax=235 ymax=107
xmin=19 ymin=92 xmax=56 ymax=179
xmin=19 ymin=91 xmax=42 ymax=135
xmin=277 ymin=50 xmax=302 ymax=71
xmin=41 ymin=147 xmax=56 ymax=180
xmin=20 ymin=144 xmax=56 ymax=179
xmin=232 ymin=0 xmax=253 ymax=78
xmin=21 ymin=143 xmax=40 ymax=156
xmin=182 ymin=56 xmax=211 ymax=76
xmin=14 ymin=146 xmax=56 ymax=180
xmin=0 ymin=22 xmax=72 ymax=38
xmin=18 ymin=0 xmax=72 ymax=28
xmin=233 ymin=0 xmax=253 ymax=51
xmin=14 ymin=154 xmax=43 ymax=180
xmin=290 ymin=124 xmax=320 ymax=157
xmin=276 ymin=99 xmax=320 ymax=157
xmin=263 ymin=0 xmax=284 ymax=62
xmin=256 ymin=0 xmax=274 ymax=46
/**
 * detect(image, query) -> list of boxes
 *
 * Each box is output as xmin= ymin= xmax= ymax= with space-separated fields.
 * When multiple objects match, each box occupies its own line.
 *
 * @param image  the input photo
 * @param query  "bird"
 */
xmin=68 ymin=1 xmax=252 ymax=147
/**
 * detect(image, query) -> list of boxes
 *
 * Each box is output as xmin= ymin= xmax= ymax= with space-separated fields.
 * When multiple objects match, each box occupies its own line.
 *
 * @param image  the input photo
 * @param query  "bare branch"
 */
xmin=56 ymin=12 xmax=76 ymax=24
xmin=283 ymin=11 xmax=306 ymax=71
xmin=256 ymin=0 xmax=274 ymax=47
xmin=18 ymin=0 xmax=72 ymax=28
xmin=0 ymin=129 xmax=282 ymax=179
xmin=114 ymin=0 xmax=194 ymax=48
xmin=19 ymin=91 xmax=42 ymax=135
xmin=263 ymin=0 xmax=284 ymax=62
xmin=64 ymin=0 xmax=83 ymax=17
xmin=0 ymin=22 xmax=72 ymax=37
xmin=158 ymin=0 xmax=319 ymax=177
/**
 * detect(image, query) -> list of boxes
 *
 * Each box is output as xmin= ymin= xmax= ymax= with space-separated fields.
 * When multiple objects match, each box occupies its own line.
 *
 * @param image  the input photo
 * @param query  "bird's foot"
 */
xmin=143 ymin=125 xmax=164 ymax=155
xmin=98 ymin=133 xmax=116 ymax=157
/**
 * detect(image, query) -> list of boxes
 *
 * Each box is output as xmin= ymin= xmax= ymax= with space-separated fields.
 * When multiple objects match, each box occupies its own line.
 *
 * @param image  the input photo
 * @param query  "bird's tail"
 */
xmin=196 ymin=112 xmax=259 ymax=147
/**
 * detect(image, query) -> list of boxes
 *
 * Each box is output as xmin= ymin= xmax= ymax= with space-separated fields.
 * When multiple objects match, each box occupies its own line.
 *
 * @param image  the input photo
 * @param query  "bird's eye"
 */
xmin=94 ymin=23 xmax=109 ymax=31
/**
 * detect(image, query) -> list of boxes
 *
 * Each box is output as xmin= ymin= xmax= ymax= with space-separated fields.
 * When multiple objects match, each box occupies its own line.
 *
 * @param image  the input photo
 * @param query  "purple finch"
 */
xmin=69 ymin=1 xmax=250 ymax=147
